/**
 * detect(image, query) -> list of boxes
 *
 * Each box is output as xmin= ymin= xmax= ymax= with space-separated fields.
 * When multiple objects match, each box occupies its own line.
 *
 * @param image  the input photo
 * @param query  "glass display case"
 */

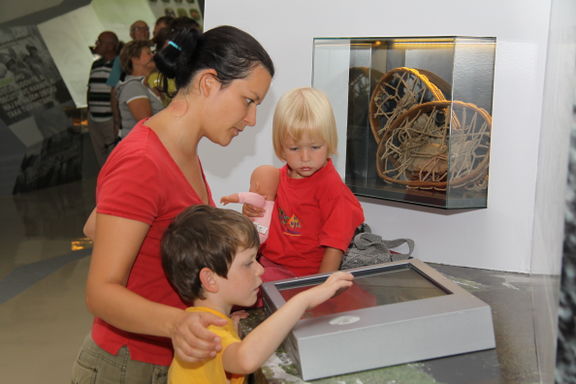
xmin=312 ymin=36 xmax=496 ymax=209
xmin=262 ymin=259 xmax=496 ymax=380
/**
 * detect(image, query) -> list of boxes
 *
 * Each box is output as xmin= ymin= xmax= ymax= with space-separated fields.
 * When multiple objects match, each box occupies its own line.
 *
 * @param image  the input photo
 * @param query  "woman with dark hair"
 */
xmin=116 ymin=40 xmax=164 ymax=137
xmin=72 ymin=25 xmax=274 ymax=383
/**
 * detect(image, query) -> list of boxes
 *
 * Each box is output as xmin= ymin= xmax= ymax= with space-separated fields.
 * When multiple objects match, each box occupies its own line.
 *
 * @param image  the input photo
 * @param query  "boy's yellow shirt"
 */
xmin=167 ymin=307 xmax=245 ymax=384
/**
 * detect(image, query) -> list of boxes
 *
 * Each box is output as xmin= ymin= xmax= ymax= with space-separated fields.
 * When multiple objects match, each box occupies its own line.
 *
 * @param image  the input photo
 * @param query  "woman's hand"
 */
xmin=171 ymin=310 xmax=228 ymax=363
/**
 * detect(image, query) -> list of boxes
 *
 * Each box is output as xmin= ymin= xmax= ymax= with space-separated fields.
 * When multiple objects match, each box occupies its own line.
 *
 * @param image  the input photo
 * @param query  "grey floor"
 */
xmin=0 ymin=176 xmax=543 ymax=384
xmin=0 ymin=177 xmax=95 ymax=384
xmin=430 ymin=264 xmax=541 ymax=384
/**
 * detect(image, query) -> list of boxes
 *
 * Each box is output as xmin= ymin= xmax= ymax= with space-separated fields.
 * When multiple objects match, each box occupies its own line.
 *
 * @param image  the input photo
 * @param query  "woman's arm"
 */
xmin=127 ymin=97 xmax=153 ymax=122
xmin=83 ymin=207 xmax=96 ymax=240
xmin=111 ymin=87 xmax=122 ymax=138
xmin=318 ymin=246 xmax=344 ymax=273
xmin=85 ymin=212 xmax=225 ymax=362
xmin=222 ymin=271 xmax=353 ymax=374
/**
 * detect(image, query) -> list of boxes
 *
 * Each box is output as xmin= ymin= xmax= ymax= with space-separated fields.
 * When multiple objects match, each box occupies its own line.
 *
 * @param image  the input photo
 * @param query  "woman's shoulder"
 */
xmin=117 ymin=75 xmax=145 ymax=87
xmin=117 ymin=76 xmax=146 ymax=95
xmin=105 ymin=124 xmax=168 ymax=171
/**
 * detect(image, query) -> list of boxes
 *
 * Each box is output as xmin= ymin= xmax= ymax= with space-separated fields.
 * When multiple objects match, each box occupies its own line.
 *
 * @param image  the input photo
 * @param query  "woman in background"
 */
xmin=116 ymin=39 xmax=164 ymax=137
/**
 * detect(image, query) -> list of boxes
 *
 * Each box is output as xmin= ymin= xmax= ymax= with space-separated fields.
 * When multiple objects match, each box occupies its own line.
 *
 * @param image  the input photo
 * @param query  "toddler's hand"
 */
xmin=242 ymin=202 xmax=265 ymax=218
xmin=231 ymin=309 xmax=250 ymax=333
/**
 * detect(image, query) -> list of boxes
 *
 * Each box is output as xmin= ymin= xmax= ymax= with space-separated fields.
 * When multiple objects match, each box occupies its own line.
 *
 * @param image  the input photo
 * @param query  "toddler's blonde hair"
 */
xmin=272 ymin=87 xmax=337 ymax=161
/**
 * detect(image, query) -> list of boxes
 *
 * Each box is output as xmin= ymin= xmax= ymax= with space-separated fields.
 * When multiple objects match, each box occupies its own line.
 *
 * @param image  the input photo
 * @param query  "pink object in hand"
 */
xmin=236 ymin=192 xmax=274 ymax=243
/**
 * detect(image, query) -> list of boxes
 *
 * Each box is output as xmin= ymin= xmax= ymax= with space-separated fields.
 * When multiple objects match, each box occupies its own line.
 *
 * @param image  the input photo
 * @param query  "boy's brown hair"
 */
xmin=161 ymin=205 xmax=259 ymax=304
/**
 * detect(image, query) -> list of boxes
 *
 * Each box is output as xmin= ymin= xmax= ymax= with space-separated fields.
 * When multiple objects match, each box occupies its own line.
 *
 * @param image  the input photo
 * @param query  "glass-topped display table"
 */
xmin=239 ymin=263 xmax=540 ymax=384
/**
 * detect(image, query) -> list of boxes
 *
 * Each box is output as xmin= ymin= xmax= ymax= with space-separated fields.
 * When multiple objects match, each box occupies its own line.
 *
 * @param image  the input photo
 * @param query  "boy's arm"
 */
xmin=318 ymin=246 xmax=344 ymax=273
xmin=222 ymin=271 xmax=353 ymax=374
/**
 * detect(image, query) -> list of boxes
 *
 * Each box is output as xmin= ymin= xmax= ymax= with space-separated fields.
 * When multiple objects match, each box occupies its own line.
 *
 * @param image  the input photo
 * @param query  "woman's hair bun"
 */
xmin=152 ymin=23 xmax=274 ymax=97
xmin=154 ymin=24 xmax=201 ymax=80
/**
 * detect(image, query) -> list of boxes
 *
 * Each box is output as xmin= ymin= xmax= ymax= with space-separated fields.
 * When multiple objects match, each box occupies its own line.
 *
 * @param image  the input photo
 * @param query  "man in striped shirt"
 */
xmin=87 ymin=31 xmax=119 ymax=166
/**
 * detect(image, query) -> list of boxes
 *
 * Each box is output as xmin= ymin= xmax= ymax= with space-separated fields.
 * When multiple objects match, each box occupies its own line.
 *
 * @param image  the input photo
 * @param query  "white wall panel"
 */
xmin=530 ymin=0 xmax=576 ymax=380
xmin=201 ymin=0 xmax=554 ymax=272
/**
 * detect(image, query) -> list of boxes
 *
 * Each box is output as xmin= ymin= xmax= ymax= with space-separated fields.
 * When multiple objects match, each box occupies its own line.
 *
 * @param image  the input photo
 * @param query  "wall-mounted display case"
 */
xmin=262 ymin=259 xmax=496 ymax=380
xmin=312 ymin=36 xmax=496 ymax=209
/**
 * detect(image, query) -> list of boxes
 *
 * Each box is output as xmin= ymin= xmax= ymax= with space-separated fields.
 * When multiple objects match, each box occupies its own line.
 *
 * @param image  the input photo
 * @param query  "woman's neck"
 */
xmin=131 ymin=66 xmax=150 ymax=77
xmin=146 ymin=98 xmax=202 ymax=159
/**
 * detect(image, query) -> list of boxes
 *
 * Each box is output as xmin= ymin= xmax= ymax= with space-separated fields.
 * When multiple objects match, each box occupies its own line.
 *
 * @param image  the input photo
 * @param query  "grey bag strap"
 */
xmin=352 ymin=233 xmax=414 ymax=257
xmin=342 ymin=231 xmax=415 ymax=269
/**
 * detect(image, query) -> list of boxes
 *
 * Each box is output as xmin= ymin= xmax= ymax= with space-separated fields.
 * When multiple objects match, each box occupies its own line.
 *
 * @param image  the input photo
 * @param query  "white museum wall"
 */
xmin=202 ymin=0 xmax=554 ymax=273
xmin=530 ymin=0 xmax=576 ymax=381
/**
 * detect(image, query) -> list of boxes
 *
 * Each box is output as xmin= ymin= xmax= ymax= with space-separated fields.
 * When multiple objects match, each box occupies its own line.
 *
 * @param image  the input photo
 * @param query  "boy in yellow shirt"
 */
xmin=161 ymin=205 xmax=353 ymax=383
